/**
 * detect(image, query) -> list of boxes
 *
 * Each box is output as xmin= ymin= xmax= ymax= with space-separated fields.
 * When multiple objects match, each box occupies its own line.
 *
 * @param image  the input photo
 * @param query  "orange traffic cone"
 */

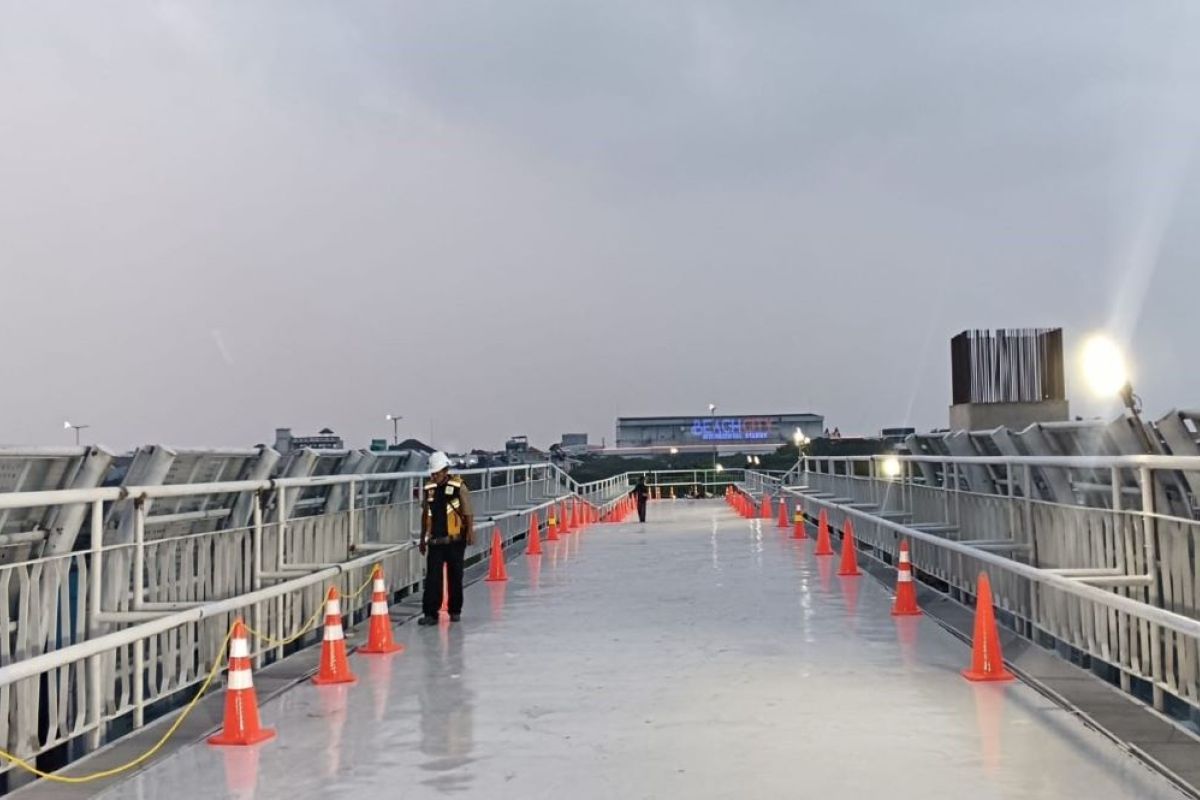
xmin=547 ymin=511 xmax=560 ymax=541
xmin=814 ymin=509 xmax=834 ymax=556
xmin=891 ymin=541 xmax=921 ymax=617
xmin=313 ymin=586 xmax=357 ymax=685
xmin=760 ymin=495 xmax=772 ymax=519
xmin=837 ymin=518 xmax=862 ymax=576
xmin=209 ymin=620 xmax=275 ymax=746
xmin=777 ymin=501 xmax=789 ymax=529
xmin=485 ymin=528 xmax=508 ymax=582
xmin=561 ymin=501 xmax=573 ymax=534
xmin=526 ymin=512 xmax=543 ymax=555
xmin=792 ymin=508 xmax=807 ymax=540
xmin=962 ymin=573 xmax=1014 ymax=682
xmin=360 ymin=566 xmax=404 ymax=655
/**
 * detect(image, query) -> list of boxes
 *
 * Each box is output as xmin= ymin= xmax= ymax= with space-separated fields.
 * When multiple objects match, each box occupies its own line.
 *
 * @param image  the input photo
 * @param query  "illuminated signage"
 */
xmin=690 ymin=417 xmax=775 ymax=441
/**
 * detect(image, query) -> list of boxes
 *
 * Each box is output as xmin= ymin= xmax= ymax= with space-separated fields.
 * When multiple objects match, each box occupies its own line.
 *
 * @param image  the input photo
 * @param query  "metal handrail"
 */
xmin=784 ymin=487 xmax=1200 ymax=641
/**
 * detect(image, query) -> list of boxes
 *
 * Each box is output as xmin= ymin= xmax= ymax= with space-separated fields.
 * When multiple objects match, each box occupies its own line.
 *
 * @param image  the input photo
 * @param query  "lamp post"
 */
xmin=385 ymin=414 xmax=403 ymax=447
xmin=708 ymin=403 xmax=718 ymax=472
xmin=1082 ymin=335 xmax=1156 ymax=452
xmin=64 ymin=420 xmax=89 ymax=446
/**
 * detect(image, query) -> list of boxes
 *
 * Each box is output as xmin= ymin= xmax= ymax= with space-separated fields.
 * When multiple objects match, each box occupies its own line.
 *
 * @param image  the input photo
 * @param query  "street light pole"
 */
xmin=385 ymin=414 xmax=403 ymax=447
xmin=708 ymin=403 xmax=717 ymax=472
xmin=64 ymin=420 xmax=90 ymax=446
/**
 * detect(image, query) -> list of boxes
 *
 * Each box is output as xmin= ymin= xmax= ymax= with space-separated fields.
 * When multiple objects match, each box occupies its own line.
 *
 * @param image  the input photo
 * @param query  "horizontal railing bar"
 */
xmin=783 ymin=487 xmax=1200 ymax=641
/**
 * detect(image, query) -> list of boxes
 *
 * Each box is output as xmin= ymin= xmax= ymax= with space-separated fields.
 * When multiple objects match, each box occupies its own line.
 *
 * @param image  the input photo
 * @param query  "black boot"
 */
xmin=417 ymin=614 xmax=438 ymax=626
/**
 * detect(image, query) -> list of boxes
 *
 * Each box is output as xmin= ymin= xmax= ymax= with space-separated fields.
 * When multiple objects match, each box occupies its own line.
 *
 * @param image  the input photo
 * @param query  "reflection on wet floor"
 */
xmin=94 ymin=501 xmax=1185 ymax=800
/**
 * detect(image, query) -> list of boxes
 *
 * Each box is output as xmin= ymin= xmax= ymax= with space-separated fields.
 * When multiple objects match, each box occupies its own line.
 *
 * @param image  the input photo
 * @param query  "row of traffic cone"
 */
xmin=211 ymin=495 xmax=612 ymax=749
xmin=209 ymin=564 xmax=403 ymax=746
xmin=604 ymin=494 xmax=637 ymax=523
xmin=750 ymin=497 xmax=1014 ymax=683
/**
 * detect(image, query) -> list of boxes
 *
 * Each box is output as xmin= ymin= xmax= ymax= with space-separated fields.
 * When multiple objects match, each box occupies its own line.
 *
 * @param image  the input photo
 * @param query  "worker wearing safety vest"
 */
xmin=418 ymin=451 xmax=475 ymax=625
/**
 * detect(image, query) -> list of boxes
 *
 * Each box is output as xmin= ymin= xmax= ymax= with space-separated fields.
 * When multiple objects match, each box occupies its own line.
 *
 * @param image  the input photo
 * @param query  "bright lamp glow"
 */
xmin=715 ymin=463 xmax=725 ymax=472
xmin=63 ymin=420 xmax=72 ymax=430
xmin=669 ymin=447 xmax=679 ymax=455
xmin=1081 ymin=335 xmax=1128 ymax=398
xmin=881 ymin=457 xmax=901 ymax=478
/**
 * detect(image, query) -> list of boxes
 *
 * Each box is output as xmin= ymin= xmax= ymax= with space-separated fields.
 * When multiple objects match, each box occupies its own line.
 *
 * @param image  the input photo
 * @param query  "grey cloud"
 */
xmin=1 ymin=1 xmax=1199 ymax=452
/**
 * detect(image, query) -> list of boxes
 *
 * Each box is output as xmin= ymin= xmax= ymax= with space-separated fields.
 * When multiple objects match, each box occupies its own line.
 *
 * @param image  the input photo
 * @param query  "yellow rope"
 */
xmin=0 ymin=564 xmax=385 ymax=784
xmin=0 ymin=627 xmax=234 ymax=784
xmin=243 ymin=602 xmax=326 ymax=649
xmin=243 ymin=565 xmax=379 ymax=647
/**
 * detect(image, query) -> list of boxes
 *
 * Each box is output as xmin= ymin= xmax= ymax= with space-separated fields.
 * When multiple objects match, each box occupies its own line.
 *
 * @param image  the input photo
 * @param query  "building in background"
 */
xmin=559 ymin=433 xmax=589 ymax=454
xmin=949 ymin=328 xmax=1068 ymax=431
xmin=615 ymin=413 xmax=824 ymax=452
xmin=881 ymin=427 xmax=916 ymax=446
xmin=369 ymin=437 xmax=435 ymax=455
xmin=274 ymin=427 xmax=344 ymax=455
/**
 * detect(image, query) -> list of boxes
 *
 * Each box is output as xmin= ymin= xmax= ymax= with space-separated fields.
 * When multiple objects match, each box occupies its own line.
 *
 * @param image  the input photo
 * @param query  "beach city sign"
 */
xmin=689 ymin=417 xmax=775 ymax=442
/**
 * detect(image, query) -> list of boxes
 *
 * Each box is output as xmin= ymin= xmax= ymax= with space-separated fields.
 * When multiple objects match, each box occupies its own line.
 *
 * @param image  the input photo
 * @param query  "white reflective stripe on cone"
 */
xmin=373 ymin=579 xmax=386 ymax=593
xmin=228 ymin=669 xmax=254 ymax=691
xmin=230 ymin=638 xmax=250 ymax=659
xmin=324 ymin=625 xmax=345 ymax=641
xmin=326 ymin=599 xmax=341 ymax=616
xmin=371 ymin=601 xmax=388 ymax=616
xmin=899 ymin=552 xmax=911 ymax=564
xmin=898 ymin=571 xmax=913 ymax=583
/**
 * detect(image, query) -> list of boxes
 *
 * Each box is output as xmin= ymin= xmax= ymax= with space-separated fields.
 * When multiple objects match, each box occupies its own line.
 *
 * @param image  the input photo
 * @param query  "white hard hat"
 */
xmin=428 ymin=451 xmax=451 ymax=473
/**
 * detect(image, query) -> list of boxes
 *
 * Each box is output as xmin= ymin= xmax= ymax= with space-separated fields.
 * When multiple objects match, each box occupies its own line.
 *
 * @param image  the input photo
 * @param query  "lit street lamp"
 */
xmin=64 ymin=420 xmax=90 ymax=446
xmin=1081 ymin=334 xmax=1155 ymax=451
xmin=385 ymin=413 xmax=403 ymax=446
xmin=881 ymin=456 xmax=901 ymax=479
xmin=792 ymin=428 xmax=809 ymax=449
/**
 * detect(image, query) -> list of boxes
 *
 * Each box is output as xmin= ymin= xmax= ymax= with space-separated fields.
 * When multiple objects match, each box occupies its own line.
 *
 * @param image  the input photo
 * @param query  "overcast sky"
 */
xmin=2 ymin=1 xmax=1200 ymax=453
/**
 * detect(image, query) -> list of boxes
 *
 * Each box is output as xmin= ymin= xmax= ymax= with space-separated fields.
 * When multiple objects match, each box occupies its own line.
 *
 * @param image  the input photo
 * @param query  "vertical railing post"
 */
xmin=252 ymin=490 xmax=264 ymax=670
xmin=87 ymin=499 xmax=104 ymax=750
xmin=953 ymin=461 xmax=961 ymax=525
xmin=1022 ymin=464 xmax=1033 ymax=550
xmin=1007 ymin=461 xmax=1017 ymax=539
xmin=1112 ymin=466 xmax=1130 ymax=693
xmin=348 ymin=479 xmax=357 ymax=554
xmin=276 ymin=484 xmax=288 ymax=568
xmin=1140 ymin=466 xmax=1163 ymax=711
xmin=133 ymin=497 xmax=146 ymax=610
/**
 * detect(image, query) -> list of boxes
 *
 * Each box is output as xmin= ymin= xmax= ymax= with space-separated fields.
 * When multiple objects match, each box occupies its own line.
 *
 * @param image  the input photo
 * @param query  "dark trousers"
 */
xmin=422 ymin=541 xmax=466 ymax=617
xmin=637 ymin=499 xmax=647 ymax=523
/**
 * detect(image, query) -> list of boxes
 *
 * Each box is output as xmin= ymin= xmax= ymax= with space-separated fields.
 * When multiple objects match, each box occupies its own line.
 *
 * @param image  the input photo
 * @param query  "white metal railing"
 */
xmin=0 ymin=461 xmax=636 ymax=787
xmin=750 ymin=454 xmax=1200 ymax=715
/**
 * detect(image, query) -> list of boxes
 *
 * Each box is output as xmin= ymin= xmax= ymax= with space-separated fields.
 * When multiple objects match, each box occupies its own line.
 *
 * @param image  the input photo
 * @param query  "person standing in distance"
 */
xmin=418 ymin=452 xmax=475 ymax=625
xmin=631 ymin=476 xmax=650 ymax=523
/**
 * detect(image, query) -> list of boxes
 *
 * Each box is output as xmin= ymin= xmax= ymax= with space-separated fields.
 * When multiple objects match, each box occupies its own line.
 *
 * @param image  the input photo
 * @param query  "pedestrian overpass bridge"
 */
xmin=2 ymin=435 xmax=1200 ymax=798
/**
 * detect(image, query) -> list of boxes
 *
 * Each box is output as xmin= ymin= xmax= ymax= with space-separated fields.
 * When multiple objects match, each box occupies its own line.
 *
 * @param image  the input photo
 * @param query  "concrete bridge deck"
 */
xmin=85 ymin=502 xmax=1183 ymax=800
